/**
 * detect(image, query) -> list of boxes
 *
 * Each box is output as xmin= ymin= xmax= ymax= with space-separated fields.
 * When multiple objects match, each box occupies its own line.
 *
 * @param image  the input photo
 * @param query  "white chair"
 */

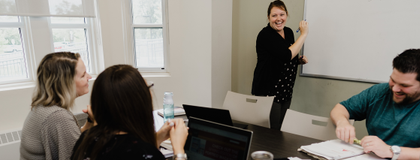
xmin=222 ymin=91 xmax=274 ymax=128
xmin=280 ymin=109 xmax=354 ymax=141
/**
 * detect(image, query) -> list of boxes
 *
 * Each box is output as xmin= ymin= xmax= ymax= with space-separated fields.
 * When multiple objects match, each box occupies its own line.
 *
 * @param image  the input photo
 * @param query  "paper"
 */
xmin=157 ymin=106 xmax=186 ymax=117
xmin=299 ymin=139 xmax=386 ymax=160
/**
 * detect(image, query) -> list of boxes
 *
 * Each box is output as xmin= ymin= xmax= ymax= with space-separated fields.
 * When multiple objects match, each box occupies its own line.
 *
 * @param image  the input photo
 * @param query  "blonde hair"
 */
xmin=31 ymin=52 xmax=81 ymax=109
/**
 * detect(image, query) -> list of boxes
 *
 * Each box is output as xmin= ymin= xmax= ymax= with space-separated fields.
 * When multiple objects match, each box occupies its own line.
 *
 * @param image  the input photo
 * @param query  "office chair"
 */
xmin=222 ymin=91 xmax=274 ymax=128
xmin=280 ymin=109 xmax=354 ymax=141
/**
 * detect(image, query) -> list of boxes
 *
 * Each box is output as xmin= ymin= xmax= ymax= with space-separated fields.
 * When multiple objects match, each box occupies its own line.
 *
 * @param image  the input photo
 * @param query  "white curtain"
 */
xmin=0 ymin=0 xmax=96 ymax=17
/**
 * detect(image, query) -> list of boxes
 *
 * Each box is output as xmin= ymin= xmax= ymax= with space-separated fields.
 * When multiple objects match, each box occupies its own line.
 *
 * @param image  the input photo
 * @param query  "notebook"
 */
xmin=182 ymin=104 xmax=248 ymax=129
xmin=185 ymin=116 xmax=253 ymax=160
xmin=299 ymin=139 xmax=385 ymax=160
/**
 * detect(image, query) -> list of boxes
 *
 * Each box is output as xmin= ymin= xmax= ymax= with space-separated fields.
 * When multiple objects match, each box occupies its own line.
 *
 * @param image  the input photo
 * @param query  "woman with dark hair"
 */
xmin=20 ymin=52 xmax=93 ymax=160
xmin=71 ymin=64 xmax=188 ymax=160
xmin=252 ymin=0 xmax=309 ymax=129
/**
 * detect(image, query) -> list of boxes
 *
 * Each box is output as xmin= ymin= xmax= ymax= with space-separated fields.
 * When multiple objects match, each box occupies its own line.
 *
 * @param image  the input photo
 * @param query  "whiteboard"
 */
xmin=301 ymin=0 xmax=420 ymax=83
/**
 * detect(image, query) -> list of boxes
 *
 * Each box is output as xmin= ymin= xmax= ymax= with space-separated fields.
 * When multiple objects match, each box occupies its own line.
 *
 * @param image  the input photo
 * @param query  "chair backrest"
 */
xmin=280 ymin=109 xmax=354 ymax=141
xmin=222 ymin=91 xmax=274 ymax=128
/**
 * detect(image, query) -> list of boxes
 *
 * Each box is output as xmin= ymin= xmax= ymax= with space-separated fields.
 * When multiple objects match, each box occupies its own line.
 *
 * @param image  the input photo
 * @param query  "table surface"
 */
xmin=245 ymin=123 xmax=320 ymax=159
xmin=153 ymin=110 xmax=321 ymax=160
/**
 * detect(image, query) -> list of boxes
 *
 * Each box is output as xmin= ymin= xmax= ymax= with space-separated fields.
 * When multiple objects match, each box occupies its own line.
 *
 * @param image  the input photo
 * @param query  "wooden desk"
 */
xmin=246 ymin=124 xmax=320 ymax=159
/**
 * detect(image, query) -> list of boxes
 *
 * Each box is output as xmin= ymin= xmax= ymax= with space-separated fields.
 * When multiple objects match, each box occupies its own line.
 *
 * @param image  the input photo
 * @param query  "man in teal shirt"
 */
xmin=331 ymin=49 xmax=420 ymax=160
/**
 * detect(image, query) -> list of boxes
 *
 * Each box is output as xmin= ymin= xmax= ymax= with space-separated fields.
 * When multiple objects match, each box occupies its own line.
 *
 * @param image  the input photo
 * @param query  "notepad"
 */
xmin=298 ymin=139 xmax=385 ymax=160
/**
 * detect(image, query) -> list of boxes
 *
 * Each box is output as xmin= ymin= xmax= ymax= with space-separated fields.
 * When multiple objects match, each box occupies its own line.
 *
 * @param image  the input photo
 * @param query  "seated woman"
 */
xmin=71 ymin=64 xmax=188 ymax=160
xmin=20 ymin=52 xmax=94 ymax=160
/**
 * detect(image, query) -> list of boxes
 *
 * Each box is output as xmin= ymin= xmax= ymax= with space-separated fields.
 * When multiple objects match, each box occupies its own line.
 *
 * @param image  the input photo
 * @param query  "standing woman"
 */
xmin=20 ymin=52 xmax=93 ymax=160
xmin=251 ymin=0 xmax=309 ymax=130
xmin=71 ymin=65 xmax=188 ymax=160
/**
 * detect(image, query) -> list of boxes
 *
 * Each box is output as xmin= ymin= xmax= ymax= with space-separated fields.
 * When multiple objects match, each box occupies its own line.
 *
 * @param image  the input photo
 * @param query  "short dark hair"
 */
xmin=72 ymin=64 xmax=156 ymax=160
xmin=267 ymin=0 xmax=288 ymax=17
xmin=393 ymin=49 xmax=420 ymax=81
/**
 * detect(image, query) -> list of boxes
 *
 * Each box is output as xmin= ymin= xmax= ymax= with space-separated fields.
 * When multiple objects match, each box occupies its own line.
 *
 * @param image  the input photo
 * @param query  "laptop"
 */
xmin=182 ymin=104 xmax=248 ymax=129
xmin=185 ymin=116 xmax=253 ymax=160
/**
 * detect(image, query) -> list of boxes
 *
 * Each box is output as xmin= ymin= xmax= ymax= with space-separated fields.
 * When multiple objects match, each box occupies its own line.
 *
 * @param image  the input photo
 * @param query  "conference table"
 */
xmin=153 ymin=111 xmax=321 ymax=159
xmin=244 ymin=122 xmax=320 ymax=159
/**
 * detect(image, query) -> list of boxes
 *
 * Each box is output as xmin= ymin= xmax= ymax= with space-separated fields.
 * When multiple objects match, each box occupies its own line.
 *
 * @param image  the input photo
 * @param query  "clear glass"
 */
xmin=0 ymin=16 xmax=19 ymax=22
xmin=134 ymin=28 xmax=164 ymax=68
xmin=50 ymin=17 xmax=85 ymax=24
xmin=52 ymin=28 xmax=91 ymax=73
xmin=0 ymin=28 xmax=27 ymax=81
xmin=132 ymin=0 xmax=162 ymax=24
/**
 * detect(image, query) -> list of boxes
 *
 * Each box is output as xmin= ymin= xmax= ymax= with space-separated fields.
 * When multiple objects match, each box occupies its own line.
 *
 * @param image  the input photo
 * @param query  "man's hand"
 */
xmin=361 ymin=136 xmax=392 ymax=158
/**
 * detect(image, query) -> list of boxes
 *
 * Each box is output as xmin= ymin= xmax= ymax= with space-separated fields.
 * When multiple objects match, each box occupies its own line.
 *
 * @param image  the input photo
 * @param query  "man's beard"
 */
xmin=394 ymin=90 xmax=420 ymax=105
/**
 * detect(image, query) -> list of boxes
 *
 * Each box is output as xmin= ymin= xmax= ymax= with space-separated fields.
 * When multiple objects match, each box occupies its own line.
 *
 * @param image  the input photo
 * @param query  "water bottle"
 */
xmin=163 ymin=92 xmax=174 ymax=122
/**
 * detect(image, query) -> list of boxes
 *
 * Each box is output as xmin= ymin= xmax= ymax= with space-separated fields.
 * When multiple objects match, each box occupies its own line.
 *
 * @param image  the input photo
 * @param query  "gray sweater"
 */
xmin=20 ymin=106 xmax=81 ymax=160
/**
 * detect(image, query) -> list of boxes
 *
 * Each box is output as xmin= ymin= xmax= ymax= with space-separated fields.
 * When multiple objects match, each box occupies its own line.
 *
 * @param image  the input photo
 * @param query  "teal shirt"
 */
xmin=341 ymin=83 xmax=420 ymax=147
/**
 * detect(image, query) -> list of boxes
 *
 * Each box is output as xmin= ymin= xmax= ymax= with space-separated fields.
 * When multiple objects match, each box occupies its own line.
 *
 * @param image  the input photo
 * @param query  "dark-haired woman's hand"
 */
xmin=156 ymin=120 xmax=173 ymax=147
xmin=81 ymin=105 xmax=95 ymax=132
xmin=169 ymin=119 xmax=188 ymax=155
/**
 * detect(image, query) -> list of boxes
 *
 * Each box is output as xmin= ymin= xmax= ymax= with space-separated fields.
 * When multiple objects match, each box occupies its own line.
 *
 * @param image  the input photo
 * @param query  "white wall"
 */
xmin=0 ymin=0 xmax=232 ymax=133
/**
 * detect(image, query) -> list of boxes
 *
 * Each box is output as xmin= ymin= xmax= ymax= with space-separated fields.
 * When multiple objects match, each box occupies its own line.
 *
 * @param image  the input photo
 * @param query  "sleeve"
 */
xmin=339 ymin=84 xmax=383 ymax=121
xmin=41 ymin=110 xmax=81 ymax=160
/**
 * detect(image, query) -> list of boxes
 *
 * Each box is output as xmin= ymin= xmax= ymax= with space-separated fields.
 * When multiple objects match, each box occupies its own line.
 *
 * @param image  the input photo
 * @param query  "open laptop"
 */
xmin=182 ymin=104 xmax=248 ymax=129
xmin=185 ymin=117 xmax=253 ymax=160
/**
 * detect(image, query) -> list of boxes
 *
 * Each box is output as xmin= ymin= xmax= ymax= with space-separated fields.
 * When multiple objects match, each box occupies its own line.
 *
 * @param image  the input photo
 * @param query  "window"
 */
xmin=0 ymin=0 xmax=99 ymax=86
xmin=51 ymin=17 xmax=92 ymax=73
xmin=131 ymin=0 xmax=167 ymax=71
xmin=0 ymin=16 xmax=27 ymax=83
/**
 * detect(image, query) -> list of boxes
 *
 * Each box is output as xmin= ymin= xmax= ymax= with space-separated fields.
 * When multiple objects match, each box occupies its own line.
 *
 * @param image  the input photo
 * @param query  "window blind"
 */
xmin=0 ymin=0 xmax=95 ymax=17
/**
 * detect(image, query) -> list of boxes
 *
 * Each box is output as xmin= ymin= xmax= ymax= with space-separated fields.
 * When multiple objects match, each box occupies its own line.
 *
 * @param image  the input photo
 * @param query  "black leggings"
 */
xmin=269 ymin=100 xmax=291 ymax=130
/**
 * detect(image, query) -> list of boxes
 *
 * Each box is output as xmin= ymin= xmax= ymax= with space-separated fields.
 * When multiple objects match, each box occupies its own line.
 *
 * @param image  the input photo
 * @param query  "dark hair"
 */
xmin=267 ymin=0 xmax=288 ymax=17
xmin=72 ymin=65 xmax=156 ymax=160
xmin=393 ymin=49 xmax=420 ymax=81
xmin=32 ymin=52 xmax=80 ymax=109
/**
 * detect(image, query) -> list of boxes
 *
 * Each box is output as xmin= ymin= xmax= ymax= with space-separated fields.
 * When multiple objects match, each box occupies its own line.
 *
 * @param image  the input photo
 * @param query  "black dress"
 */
xmin=252 ymin=24 xmax=298 ymax=103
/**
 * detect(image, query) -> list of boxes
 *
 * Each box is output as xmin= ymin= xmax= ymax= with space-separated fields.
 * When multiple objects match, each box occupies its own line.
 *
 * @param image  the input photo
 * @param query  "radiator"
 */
xmin=0 ymin=130 xmax=21 ymax=160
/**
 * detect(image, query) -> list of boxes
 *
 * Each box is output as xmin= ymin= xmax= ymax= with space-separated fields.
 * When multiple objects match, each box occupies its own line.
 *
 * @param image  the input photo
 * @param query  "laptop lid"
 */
xmin=185 ymin=117 xmax=253 ymax=160
xmin=183 ymin=104 xmax=234 ymax=126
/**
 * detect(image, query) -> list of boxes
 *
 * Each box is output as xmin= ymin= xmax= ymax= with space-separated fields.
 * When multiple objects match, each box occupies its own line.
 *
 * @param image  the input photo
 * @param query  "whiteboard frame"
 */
xmin=298 ymin=0 xmax=389 ymax=84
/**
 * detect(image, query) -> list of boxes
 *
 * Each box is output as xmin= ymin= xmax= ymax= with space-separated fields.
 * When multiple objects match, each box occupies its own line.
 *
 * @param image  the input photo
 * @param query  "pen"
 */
xmin=296 ymin=19 xmax=306 ymax=33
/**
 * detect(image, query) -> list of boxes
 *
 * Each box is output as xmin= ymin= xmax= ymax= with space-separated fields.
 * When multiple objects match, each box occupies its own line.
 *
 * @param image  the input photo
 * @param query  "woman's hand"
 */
xmin=169 ymin=119 xmax=189 ymax=154
xmin=298 ymin=20 xmax=309 ymax=36
xmin=81 ymin=105 xmax=95 ymax=132
xmin=156 ymin=119 xmax=174 ymax=146
xmin=299 ymin=55 xmax=308 ymax=64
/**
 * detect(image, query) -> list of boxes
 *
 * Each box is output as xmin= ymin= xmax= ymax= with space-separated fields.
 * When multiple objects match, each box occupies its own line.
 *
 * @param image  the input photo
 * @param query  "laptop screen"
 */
xmin=183 ymin=104 xmax=234 ymax=126
xmin=185 ymin=117 xmax=253 ymax=160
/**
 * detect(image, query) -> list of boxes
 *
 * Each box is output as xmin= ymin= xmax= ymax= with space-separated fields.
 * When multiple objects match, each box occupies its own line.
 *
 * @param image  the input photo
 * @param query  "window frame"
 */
xmin=0 ymin=15 xmax=103 ymax=90
xmin=127 ymin=0 xmax=169 ymax=73
xmin=0 ymin=16 xmax=35 ymax=85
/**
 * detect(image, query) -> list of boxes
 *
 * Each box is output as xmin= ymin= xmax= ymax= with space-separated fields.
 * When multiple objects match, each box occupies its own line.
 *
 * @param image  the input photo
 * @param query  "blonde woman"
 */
xmin=20 ymin=52 xmax=94 ymax=160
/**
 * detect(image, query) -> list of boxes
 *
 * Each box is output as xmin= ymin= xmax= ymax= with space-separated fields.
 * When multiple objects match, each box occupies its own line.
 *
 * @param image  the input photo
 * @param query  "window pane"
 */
xmin=134 ymin=28 xmax=164 ymax=68
xmin=132 ymin=0 xmax=162 ymax=24
xmin=52 ymin=28 xmax=91 ymax=72
xmin=50 ymin=17 xmax=85 ymax=24
xmin=0 ymin=28 xmax=27 ymax=81
xmin=0 ymin=16 xmax=19 ymax=23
